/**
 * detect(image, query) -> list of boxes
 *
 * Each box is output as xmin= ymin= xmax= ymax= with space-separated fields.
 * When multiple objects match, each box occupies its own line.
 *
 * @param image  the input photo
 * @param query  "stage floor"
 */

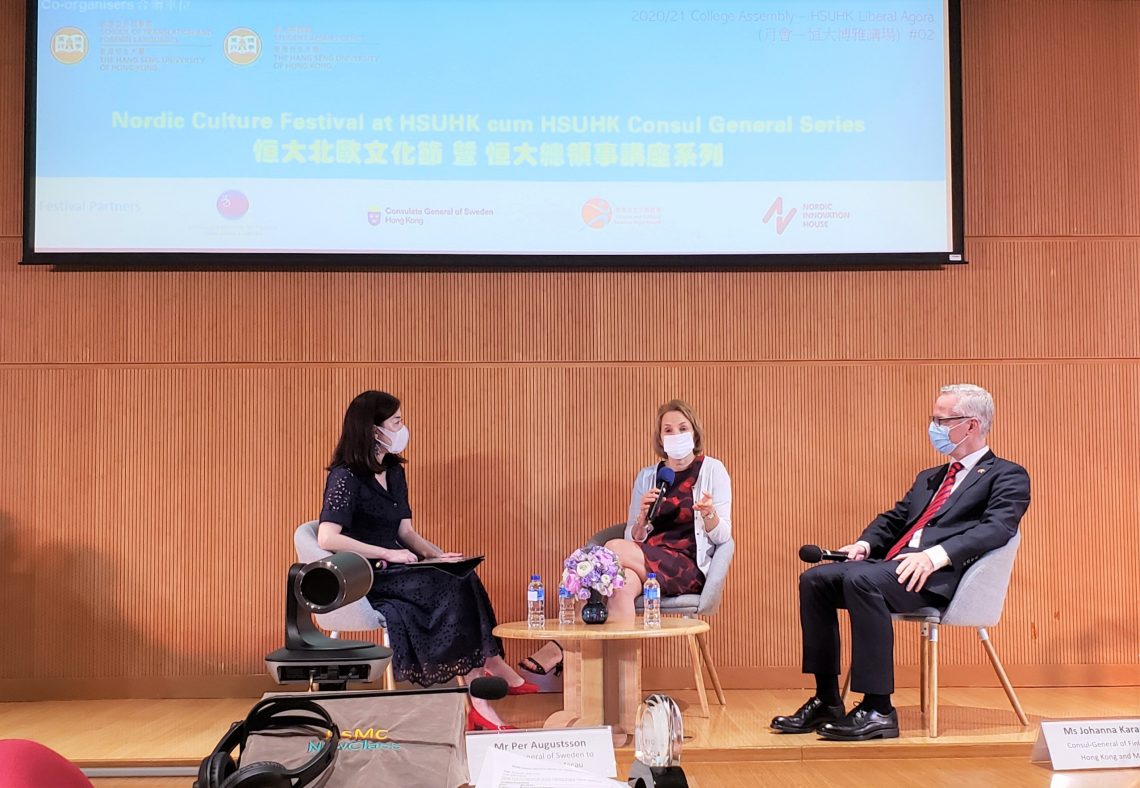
xmin=84 ymin=759 xmax=1140 ymax=788
xmin=0 ymin=688 xmax=1135 ymax=780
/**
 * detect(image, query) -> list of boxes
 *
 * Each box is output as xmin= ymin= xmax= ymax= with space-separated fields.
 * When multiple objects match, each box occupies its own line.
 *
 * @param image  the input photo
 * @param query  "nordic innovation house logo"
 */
xmin=762 ymin=197 xmax=796 ymax=235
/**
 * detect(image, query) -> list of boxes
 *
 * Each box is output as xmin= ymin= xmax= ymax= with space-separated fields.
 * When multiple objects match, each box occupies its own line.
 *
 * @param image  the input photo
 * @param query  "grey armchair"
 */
xmin=841 ymin=530 xmax=1027 ymax=737
xmin=590 ymin=523 xmax=735 ymax=716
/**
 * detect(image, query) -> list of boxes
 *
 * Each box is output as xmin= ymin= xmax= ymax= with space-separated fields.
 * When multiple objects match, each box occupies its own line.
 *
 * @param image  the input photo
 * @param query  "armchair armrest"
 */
xmin=588 ymin=523 xmax=627 ymax=547
xmin=697 ymin=539 xmax=735 ymax=616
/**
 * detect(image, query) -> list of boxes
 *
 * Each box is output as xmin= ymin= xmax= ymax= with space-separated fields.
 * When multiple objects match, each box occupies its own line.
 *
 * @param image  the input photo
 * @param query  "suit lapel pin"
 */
xmin=977 ymin=468 xmax=986 ymax=474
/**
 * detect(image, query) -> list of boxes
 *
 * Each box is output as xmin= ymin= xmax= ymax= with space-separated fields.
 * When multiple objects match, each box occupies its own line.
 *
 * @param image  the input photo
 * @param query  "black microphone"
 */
xmin=798 ymin=544 xmax=850 ymax=564
xmin=645 ymin=466 xmax=676 ymax=525
xmin=467 ymin=676 xmax=510 ymax=700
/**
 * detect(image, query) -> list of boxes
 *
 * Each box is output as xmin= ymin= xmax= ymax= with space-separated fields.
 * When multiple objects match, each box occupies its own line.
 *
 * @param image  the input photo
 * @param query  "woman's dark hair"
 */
xmin=328 ymin=390 xmax=406 ymax=474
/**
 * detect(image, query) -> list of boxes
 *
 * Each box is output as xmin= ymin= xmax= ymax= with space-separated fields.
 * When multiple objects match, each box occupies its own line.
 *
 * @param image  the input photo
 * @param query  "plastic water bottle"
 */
xmin=558 ymin=586 xmax=576 ymax=626
xmin=643 ymin=573 xmax=661 ymax=629
xmin=527 ymin=575 xmax=546 ymax=629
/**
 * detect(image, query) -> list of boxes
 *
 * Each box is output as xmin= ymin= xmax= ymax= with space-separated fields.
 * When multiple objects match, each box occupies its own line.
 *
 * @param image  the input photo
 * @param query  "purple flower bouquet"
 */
xmin=561 ymin=545 xmax=626 ymax=599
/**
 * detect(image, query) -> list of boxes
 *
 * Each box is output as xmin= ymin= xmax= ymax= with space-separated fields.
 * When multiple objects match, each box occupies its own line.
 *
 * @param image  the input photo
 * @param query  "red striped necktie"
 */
xmin=885 ymin=461 xmax=964 ymax=560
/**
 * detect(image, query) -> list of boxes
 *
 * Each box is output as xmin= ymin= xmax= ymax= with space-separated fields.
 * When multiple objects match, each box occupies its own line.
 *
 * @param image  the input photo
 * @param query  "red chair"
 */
xmin=0 ymin=740 xmax=93 ymax=788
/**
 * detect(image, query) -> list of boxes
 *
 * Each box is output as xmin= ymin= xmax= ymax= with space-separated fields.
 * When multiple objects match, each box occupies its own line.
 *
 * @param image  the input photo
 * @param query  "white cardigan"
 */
xmin=623 ymin=455 xmax=733 ymax=576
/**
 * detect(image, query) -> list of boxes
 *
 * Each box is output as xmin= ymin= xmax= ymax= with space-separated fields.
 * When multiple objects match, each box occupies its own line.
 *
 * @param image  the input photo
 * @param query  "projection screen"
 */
xmin=23 ymin=0 xmax=965 ymax=267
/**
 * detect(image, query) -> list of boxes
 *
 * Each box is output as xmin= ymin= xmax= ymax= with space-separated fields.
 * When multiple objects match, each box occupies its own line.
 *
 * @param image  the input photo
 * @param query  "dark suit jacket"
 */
xmin=858 ymin=451 xmax=1030 ymax=600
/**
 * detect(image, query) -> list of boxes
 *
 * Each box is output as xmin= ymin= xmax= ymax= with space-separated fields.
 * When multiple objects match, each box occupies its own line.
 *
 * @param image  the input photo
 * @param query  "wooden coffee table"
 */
xmin=494 ymin=617 xmax=711 ymax=746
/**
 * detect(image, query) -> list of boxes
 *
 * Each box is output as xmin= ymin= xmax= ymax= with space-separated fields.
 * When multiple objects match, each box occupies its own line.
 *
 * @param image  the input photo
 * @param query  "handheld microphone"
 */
xmin=645 ymin=466 xmax=676 ymax=525
xmin=798 ymin=545 xmax=850 ymax=564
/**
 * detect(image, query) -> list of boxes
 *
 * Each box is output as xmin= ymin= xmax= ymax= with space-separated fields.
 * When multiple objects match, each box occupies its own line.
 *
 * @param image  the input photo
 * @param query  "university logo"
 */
xmin=367 ymin=207 xmax=382 ymax=226
xmin=51 ymin=27 xmax=88 ymax=65
xmin=224 ymin=28 xmax=262 ymax=65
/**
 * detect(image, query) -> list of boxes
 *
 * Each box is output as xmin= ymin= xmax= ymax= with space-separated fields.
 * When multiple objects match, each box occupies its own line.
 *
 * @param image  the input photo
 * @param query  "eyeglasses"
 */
xmin=930 ymin=415 xmax=972 ymax=427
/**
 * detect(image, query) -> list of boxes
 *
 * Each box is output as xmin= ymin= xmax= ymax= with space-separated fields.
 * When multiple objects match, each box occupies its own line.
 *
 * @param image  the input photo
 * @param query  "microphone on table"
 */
xmin=645 ymin=467 xmax=676 ymax=525
xmin=798 ymin=545 xmax=850 ymax=564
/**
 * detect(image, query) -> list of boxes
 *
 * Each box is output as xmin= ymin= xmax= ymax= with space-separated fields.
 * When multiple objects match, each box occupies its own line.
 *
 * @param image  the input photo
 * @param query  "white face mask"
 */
xmin=662 ymin=432 xmax=695 ymax=460
xmin=376 ymin=424 xmax=409 ymax=455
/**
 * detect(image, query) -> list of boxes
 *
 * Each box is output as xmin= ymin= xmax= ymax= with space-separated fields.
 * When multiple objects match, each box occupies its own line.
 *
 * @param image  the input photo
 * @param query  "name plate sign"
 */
xmin=1032 ymin=718 xmax=1140 ymax=771
xmin=466 ymin=726 xmax=616 ymax=780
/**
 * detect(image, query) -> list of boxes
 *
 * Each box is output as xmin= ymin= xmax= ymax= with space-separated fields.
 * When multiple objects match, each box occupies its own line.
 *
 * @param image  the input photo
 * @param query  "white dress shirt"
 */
xmin=858 ymin=445 xmax=990 ymax=570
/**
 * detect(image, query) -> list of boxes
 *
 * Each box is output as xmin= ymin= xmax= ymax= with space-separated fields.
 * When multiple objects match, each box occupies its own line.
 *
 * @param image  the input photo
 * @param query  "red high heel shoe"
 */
xmin=487 ymin=670 xmax=540 ymax=695
xmin=467 ymin=707 xmax=518 ymax=732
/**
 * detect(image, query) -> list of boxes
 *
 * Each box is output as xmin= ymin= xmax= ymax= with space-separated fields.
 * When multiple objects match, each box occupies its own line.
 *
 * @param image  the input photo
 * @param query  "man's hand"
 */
xmin=895 ymin=552 xmax=936 ymax=592
xmin=837 ymin=543 xmax=869 ymax=561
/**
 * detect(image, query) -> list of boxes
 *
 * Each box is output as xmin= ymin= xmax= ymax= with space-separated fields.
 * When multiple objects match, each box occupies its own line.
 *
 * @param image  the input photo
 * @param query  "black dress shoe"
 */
xmin=770 ymin=696 xmax=846 ymax=734
xmin=817 ymin=704 xmax=899 ymax=741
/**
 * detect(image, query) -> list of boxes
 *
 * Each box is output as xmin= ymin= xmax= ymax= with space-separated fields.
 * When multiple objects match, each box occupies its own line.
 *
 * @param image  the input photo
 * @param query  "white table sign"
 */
xmin=466 ymin=726 xmax=617 ymax=781
xmin=475 ymin=749 xmax=627 ymax=788
xmin=1031 ymin=718 xmax=1140 ymax=771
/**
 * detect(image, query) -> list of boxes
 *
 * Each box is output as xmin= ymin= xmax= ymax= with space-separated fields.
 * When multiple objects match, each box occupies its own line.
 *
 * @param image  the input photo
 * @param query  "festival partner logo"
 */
xmin=224 ymin=28 xmax=262 ymax=65
xmin=581 ymin=198 xmax=612 ymax=230
xmin=762 ymin=197 xmax=796 ymax=235
xmin=50 ymin=27 xmax=88 ymax=65
xmin=367 ymin=207 xmax=382 ymax=226
xmin=216 ymin=190 xmax=250 ymax=220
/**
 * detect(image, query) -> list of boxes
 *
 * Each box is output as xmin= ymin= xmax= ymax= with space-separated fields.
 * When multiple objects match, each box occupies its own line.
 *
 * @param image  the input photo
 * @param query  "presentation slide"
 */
xmin=29 ymin=0 xmax=959 ymax=260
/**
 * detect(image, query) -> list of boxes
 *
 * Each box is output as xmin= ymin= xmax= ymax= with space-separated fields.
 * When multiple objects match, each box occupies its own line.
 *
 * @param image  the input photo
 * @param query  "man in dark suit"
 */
xmin=771 ymin=384 xmax=1030 ymax=741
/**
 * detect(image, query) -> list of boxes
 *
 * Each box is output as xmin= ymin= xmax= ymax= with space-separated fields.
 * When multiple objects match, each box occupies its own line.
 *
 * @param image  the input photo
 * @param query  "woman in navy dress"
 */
xmin=317 ymin=390 xmax=535 ymax=730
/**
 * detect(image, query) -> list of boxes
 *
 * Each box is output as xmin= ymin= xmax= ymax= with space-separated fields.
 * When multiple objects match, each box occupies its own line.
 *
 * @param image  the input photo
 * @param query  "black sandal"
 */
xmin=518 ymin=642 xmax=563 ymax=676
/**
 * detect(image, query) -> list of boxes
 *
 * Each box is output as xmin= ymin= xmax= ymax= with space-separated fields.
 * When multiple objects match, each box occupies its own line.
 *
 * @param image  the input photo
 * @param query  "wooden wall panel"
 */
xmin=0 ymin=240 xmax=1138 ymax=366
xmin=0 ymin=0 xmax=1138 ymax=698
xmin=963 ymin=0 xmax=1140 ymax=237
xmin=0 ymin=364 xmax=1137 ymax=690
xmin=0 ymin=368 xmax=36 ymax=681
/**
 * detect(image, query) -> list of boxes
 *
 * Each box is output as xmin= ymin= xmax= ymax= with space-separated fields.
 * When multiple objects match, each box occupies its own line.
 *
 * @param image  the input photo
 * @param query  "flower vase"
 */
xmin=581 ymin=589 xmax=609 ymax=625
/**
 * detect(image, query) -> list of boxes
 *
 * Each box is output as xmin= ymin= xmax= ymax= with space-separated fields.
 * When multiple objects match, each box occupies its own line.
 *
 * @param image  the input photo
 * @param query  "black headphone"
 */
xmin=195 ymin=697 xmax=340 ymax=788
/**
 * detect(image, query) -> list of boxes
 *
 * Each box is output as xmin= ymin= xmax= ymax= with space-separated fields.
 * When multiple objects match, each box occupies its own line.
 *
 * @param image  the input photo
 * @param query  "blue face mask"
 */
xmin=928 ymin=421 xmax=967 ymax=455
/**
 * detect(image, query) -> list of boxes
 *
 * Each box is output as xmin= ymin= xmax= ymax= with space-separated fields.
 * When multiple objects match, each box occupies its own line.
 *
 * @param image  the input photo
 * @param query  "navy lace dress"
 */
xmin=320 ymin=464 xmax=504 ymax=687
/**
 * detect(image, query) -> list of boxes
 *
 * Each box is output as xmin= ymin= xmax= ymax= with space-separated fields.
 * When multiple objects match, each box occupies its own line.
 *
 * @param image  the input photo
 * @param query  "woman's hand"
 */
xmin=385 ymin=548 xmax=420 ymax=564
xmin=694 ymin=492 xmax=719 ymax=528
xmin=694 ymin=491 xmax=715 ymax=517
xmin=638 ymin=488 xmax=660 ymax=517
xmin=435 ymin=551 xmax=465 ymax=561
xmin=632 ymin=488 xmax=662 ymax=541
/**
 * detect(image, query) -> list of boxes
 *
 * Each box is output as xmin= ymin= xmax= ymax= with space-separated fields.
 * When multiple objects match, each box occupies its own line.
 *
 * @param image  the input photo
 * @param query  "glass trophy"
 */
xmin=629 ymin=694 xmax=688 ymax=787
